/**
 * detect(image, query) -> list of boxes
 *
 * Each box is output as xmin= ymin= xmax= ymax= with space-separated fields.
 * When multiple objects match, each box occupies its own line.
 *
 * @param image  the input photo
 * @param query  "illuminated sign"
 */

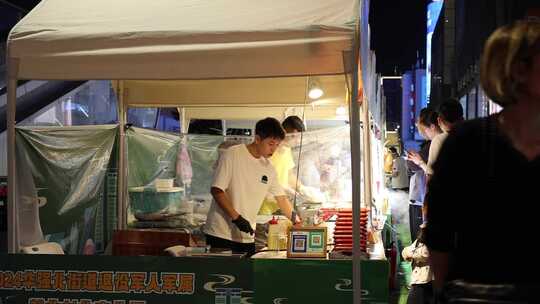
xmin=426 ymin=0 xmax=444 ymax=104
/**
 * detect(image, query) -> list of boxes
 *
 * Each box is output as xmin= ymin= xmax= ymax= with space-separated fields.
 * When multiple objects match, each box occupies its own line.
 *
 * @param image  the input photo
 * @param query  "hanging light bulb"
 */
xmin=308 ymin=87 xmax=324 ymax=99
xmin=336 ymin=106 xmax=347 ymax=116
xmin=308 ymin=78 xmax=324 ymax=100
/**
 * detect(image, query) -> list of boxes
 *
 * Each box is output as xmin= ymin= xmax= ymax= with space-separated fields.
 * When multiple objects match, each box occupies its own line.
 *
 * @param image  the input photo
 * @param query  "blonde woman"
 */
xmin=425 ymin=20 xmax=540 ymax=301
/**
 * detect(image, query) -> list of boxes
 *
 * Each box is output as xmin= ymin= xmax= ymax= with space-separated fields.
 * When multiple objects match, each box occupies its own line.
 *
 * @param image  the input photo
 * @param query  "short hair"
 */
xmin=282 ymin=116 xmax=305 ymax=132
xmin=480 ymin=20 xmax=540 ymax=107
xmin=438 ymin=99 xmax=463 ymax=124
xmin=418 ymin=107 xmax=438 ymax=127
xmin=255 ymin=117 xmax=286 ymax=140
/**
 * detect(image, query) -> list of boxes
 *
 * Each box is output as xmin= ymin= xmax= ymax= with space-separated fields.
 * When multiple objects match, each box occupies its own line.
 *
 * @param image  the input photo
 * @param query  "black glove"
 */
xmin=232 ymin=215 xmax=254 ymax=235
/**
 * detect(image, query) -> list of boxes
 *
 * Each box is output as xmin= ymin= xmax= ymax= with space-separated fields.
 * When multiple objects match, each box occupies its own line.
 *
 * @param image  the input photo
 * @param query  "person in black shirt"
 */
xmin=425 ymin=20 xmax=540 ymax=300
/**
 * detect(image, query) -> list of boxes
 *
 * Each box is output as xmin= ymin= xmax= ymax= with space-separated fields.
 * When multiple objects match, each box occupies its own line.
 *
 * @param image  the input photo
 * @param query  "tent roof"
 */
xmin=117 ymin=74 xmax=350 ymax=117
xmin=8 ymin=0 xmax=357 ymax=80
xmin=120 ymin=75 xmax=349 ymax=107
xmin=183 ymin=105 xmax=348 ymax=122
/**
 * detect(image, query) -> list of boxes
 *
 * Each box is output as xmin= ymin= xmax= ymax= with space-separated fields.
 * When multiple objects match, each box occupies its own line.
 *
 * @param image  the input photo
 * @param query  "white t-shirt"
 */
xmin=203 ymin=144 xmax=285 ymax=243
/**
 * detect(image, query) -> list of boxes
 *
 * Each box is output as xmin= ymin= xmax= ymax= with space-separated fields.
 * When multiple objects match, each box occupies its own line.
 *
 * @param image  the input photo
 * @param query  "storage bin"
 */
xmin=129 ymin=186 xmax=183 ymax=217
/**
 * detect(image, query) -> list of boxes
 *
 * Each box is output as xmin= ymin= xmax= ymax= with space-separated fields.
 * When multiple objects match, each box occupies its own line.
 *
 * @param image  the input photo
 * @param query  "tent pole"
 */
xmin=362 ymin=96 xmax=373 ymax=216
xmin=349 ymin=15 xmax=363 ymax=304
xmin=117 ymin=81 xmax=126 ymax=230
xmin=7 ymin=57 xmax=19 ymax=253
xmin=350 ymin=67 xmax=363 ymax=304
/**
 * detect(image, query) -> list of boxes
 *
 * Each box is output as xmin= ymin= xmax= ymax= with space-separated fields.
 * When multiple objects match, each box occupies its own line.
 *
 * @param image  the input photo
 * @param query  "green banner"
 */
xmin=254 ymin=259 xmax=389 ymax=304
xmin=0 ymin=255 xmax=388 ymax=304
xmin=0 ymin=254 xmax=252 ymax=304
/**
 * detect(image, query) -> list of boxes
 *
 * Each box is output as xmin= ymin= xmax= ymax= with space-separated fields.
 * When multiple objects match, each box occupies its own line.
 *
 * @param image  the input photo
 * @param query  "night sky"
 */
xmin=369 ymin=0 xmax=430 ymax=75
xmin=0 ymin=1 xmax=39 ymax=39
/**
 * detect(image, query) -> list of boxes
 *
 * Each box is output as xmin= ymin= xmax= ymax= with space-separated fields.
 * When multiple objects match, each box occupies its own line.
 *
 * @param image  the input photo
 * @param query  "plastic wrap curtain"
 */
xmin=15 ymin=125 xmax=118 ymax=254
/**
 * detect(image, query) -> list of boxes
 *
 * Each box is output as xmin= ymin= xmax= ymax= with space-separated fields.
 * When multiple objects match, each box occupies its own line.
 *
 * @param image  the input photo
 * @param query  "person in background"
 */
xmin=390 ymin=147 xmax=409 ymax=190
xmin=402 ymin=224 xmax=434 ymax=304
xmin=406 ymin=108 xmax=442 ymax=240
xmin=258 ymin=116 xmax=305 ymax=215
xmin=413 ymin=100 xmax=464 ymax=222
xmin=425 ymin=20 xmax=540 ymax=301
xmin=383 ymin=145 xmax=396 ymax=188
xmin=426 ymin=99 xmax=464 ymax=179
xmin=407 ymin=108 xmax=443 ymax=176
xmin=203 ymin=117 xmax=300 ymax=256
xmin=384 ymin=146 xmax=395 ymax=175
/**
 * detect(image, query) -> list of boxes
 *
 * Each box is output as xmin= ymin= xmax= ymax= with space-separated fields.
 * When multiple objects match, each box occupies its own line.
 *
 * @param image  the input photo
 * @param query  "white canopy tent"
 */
xmin=9 ymin=0 xmax=355 ymax=80
xmin=6 ymin=0 xmax=366 ymax=302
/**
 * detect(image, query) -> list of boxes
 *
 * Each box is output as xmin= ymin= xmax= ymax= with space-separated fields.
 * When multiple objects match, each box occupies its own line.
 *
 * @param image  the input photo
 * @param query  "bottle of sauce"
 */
xmin=268 ymin=216 xmax=279 ymax=251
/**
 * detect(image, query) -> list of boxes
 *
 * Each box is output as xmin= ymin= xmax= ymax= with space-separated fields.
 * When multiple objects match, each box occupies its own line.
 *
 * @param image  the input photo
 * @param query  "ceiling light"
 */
xmin=308 ymin=78 xmax=324 ymax=100
xmin=308 ymin=87 xmax=324 ymax=99
xmin=336 ymin=106 xmax=347 ymax=116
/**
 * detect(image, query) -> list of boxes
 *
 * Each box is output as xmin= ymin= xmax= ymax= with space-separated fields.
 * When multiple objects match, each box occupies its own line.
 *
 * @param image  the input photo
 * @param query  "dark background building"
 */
xmin=430 ymin=0 xmax=539 ymax=111
xmin=382 ymin=78 xmax=402 ymax=131
xmin=370 ymin=0 xmax=430 ymax=75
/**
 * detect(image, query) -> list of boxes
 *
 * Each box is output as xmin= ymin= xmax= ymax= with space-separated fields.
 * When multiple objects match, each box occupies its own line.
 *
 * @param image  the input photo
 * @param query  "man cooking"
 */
xmin=203 ymin=117 xmax=300 ymax=256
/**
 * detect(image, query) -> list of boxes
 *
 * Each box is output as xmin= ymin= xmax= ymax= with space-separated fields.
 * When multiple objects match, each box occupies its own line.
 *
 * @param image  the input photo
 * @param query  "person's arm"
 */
xmin=268 ymin=167 xmax=301 ymax=224
xmin=401 ymin=241 xmax=415 ymax=261
xmin=430 ymin=251 xmax=450 ymax=290
xmin=411 ymin=244 xmax=430 ymax=262
xmin=274 ymin=195 xmax=301 ymax=224
xmin=426 ymin=134 xmax=446 ymax=178
xmin=210 ymin=187 xmax=239 ymax=220
xmin=211 ymin=187 xmax=253 ymax=234
xmin=211 ymin=148 xmax=237 ymax=218
xmin=407 ymin=150 xmax=428 ymax=172
xmin=288 ymin=171 xmax=304 ymax=191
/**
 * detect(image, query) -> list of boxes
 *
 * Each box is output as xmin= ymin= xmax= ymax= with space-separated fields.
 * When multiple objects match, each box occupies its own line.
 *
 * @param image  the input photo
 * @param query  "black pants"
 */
xmin=205 ymin=234 xmax=256 ymax=257
xmin=409 ymin=203 xmax=423 ymax=240
xmin=407 ymin=282 xmax=434 ymax=304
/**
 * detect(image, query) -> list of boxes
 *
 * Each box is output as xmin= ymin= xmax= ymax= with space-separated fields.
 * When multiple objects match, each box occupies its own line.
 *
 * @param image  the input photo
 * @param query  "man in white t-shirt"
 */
xmin=203 ymin=117 xmax=300 ymax=256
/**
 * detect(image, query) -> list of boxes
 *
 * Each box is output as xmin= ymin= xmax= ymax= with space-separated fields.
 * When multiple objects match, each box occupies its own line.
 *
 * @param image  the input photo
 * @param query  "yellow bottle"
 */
xmin=268 ymin=216 xmax=280 ymax=251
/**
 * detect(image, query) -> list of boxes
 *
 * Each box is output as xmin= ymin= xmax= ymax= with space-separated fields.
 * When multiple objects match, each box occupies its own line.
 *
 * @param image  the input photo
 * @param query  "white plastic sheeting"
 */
xmin=124 ymin=125 xmax=352 ymax=229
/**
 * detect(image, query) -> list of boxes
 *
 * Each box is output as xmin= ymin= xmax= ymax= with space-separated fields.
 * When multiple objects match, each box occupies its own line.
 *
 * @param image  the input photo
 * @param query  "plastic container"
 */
xmin=267 ymin=216 xmax=280 ymax=251
xmin=277 ymin=219 xmax=291 ymax=250
xmin=129 ymin=186 xmax=183 ymax=218
xmin=155 ymin=178 xmax=174 ymax=189
xmin=298 ymin=207 xmax=321 ymax=226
